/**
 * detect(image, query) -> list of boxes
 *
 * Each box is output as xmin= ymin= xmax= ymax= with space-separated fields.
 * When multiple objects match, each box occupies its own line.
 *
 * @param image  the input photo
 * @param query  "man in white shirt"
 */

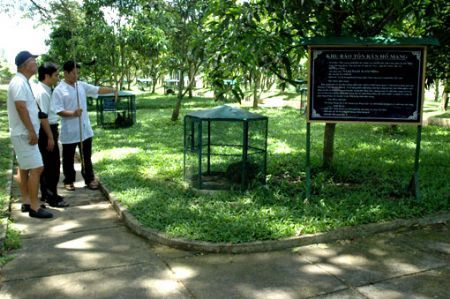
xmin=53 ymin=60 xmax=116 ymax=191
xmin=35 ymin=62 xmax=69 ymax=207
xmin=7 ymin=51 xmax=54 ymax=218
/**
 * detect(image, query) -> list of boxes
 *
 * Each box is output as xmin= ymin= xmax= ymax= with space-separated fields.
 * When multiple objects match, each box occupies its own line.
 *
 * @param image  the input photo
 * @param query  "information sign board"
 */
xmin=308 ymin=47 xmax=425 ymax=123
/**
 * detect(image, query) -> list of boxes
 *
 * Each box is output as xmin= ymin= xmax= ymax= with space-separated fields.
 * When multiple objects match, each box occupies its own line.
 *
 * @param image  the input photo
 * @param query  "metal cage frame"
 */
xmin=183 ymin=106 xmax=268 ymax=190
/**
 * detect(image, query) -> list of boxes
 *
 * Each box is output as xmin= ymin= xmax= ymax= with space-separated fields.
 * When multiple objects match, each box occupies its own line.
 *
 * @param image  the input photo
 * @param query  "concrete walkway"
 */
xmin=1 ymin=164 xmax=449 ymax=299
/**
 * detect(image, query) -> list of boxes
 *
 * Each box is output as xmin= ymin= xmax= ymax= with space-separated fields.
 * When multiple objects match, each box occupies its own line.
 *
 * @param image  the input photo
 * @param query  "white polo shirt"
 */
xmin=34 ymin=81 xmax=60 ymax=125
xmin=52 ymin=80 xmax=99 ymax=144
xmin=7 ymin=72 xmax=40 ymax=137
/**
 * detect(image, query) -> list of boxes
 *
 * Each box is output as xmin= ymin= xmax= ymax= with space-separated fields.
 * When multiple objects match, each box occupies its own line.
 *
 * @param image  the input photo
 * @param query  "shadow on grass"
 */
xmin=136 ymin=94 xmax=221 ymax=111
xmin=94 ymin=103 xmax=449 ymax=198
xmin=90 ymin=96 xmax=449 ymax=242
xmin=95 ymin=154 xmax=303 ymax=243
xmin=264 ymin=92 xmax=300 ymax=102
xmin=94 ymin=137 xmax=449 ymax=243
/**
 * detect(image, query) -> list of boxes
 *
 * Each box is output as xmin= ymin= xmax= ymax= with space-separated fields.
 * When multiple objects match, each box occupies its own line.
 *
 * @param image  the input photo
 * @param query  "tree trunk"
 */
xmin=119 ymin=40 xmax=126 ymax=90
xmin=111 ymin=39 xmax=117 ymax=89
xmin=434 ymin=79 xmax=440 ymax=102
xmin=279 ymin=69 xmax=286 ymax=92
xmin=152 ymin=75 xmax=157 ymax=94
xmin=323 ymin=123 xmax=336 ymax=169
xmin=127 ymin=67 xmax=131 ymax=90
xmin=133 ymin=66 xmax=139 ymax=89
xmin=172 ymin=96 xmax=183 ymax=121
xmin=318 ymin=4 xmax=348 ymax=170
xmin=253 ymin=71 xmax=260 ymax=108
xmin=188 ymin=63 xmax=195 ymax=98
xmin=171 ymin=70 xmax=185 ymax=121
xmin=253 ymin=84 xmax=258 ymax=108
xmin=442 ymin=92 xmax=449 ymax=111
xmin=244 ymin=74 xmax=249 ymax=90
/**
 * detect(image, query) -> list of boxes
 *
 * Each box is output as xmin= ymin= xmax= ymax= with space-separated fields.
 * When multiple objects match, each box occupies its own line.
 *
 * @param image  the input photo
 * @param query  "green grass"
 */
xmin=0 ymin=88 xmax=21 ymax=266
xmin=0 ymin=88 xmax=16 ymax=264
xmin=90 ymin=94 xmax=450 ymax=243
xmin=0 ymin=88 xmax=11 ymax=219
xmin=0 ymin=225 xmax=21 ymax=266
xmin=3 ymin=225 xmax=21 ymax=250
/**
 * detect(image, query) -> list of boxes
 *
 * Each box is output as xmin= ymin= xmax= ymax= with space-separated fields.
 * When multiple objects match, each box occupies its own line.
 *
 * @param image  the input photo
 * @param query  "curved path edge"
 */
xmin=99 ymin=183 xmax=450 ymax=254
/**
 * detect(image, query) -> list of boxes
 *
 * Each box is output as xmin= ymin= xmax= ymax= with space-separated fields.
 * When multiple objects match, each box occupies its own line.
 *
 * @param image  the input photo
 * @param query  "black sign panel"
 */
xmin=308 ymin=47 xmax=424 ymax=123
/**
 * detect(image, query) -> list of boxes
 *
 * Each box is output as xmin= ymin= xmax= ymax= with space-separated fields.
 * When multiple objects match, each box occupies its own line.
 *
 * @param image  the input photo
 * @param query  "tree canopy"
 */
xmin=3 ymin=0 xmax=448 ymax=121
xmin=3 ymin=1 xmax=440 ymax=92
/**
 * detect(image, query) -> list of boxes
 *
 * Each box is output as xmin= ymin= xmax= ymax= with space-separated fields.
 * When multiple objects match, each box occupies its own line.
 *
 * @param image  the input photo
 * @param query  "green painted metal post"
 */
xmin=132 ymin=95 xmax=136 ymax=124
xmin=207 ymin=120 xmax=211 ymax=175
xmin=306 ymin=122 xmax=311 ymax=200
xmin=183 ymin=117 xmax=187 ymax=181
xmin=242 ymin=121 xmax=249 ymax=189
xmin=190 ymin=121 xmax=195 ymax=151
xmin=198 ymin=121 xmax=203 ymax=189
xmin=409 ymin=125 xmax=422 ymax=200
xmin=263 ymin=119 xmax=268 ymax=184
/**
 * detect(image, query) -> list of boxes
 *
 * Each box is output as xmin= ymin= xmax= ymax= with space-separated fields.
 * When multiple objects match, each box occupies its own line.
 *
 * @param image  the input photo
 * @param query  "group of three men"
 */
xmin=7 ymin=50 xmax=116 ymax=219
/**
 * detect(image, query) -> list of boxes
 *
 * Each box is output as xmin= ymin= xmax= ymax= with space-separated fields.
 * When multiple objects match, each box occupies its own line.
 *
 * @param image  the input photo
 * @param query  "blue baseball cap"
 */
xmin=15 ymin=51 xmax=38 ymax=67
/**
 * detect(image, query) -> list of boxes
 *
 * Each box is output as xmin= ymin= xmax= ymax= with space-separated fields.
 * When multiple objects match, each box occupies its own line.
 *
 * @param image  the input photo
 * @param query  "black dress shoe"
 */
xmin=29 ymin=208 xmax=53 ymax=218
xmin=46 ymin=195 xmax=69 ymax=207
xmin=22 ymin=204 xmax=46 ymax=212
xmin=21 ymin=204 xmax=30 ymax=213
xmin=48 ymin=200 xmax=70 ymax=208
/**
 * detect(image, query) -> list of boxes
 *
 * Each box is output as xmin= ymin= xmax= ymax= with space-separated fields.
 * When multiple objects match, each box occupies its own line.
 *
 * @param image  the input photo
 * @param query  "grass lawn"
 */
xmin=0 ymin=88 xmax=12 ymax=219
xmin=91 ymin=94 xmax=450 ymax=243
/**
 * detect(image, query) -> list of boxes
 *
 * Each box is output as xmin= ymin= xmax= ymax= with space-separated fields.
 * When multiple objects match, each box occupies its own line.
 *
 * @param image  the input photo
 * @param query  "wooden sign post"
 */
xmin=303 ymin=37 xmax=439 ymax=200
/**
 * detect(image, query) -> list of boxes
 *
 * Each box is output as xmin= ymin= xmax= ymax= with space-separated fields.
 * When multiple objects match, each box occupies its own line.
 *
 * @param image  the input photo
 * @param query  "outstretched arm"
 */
xmin=98 ymin=87 xmax=117 ymax=95
xmin=57 ymin=109 xmax=83 ymax=118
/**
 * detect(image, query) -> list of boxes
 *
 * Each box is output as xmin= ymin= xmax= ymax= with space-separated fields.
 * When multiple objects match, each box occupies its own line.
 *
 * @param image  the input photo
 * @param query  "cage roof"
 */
xmin=186 ymin=105 xmax=267 ymax=121
xmin=98 ymin=91 xmax=135 ymax=98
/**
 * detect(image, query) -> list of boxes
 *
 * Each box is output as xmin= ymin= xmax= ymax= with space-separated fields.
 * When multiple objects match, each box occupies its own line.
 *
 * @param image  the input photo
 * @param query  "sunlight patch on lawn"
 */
xmin=89 ymin=95 xmax=450 ymax=243
xmin=114 ymin=189 xmax=157 ymax=210
xmin=93 ymin=147 xmax=141 ymax=162
xmin=269 ymin=139 xmax=294 ymax=154
xmin=428 ymin=130 xmax=450 ymax=137
xmin=142 ymin=166 xmax=158 ymax=178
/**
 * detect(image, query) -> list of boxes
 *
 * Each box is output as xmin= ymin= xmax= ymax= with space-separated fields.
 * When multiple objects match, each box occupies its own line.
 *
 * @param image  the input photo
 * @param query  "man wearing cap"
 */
xmin=7 ymin=51 xmax=54 ymax=218
xmin=53 ymin=60 xmax=116 ymax=191
xmin=35 ymin=62 xmax=69 ymax=208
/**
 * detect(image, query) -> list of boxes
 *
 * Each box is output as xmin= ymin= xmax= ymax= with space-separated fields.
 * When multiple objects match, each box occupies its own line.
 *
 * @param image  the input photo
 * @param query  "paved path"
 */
xmin=1 ymin=164 xmax=449 ymax=299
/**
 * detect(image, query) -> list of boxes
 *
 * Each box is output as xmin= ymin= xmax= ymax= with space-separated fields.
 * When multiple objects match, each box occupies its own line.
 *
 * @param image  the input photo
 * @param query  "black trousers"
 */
xmin=38 ymin=124 xmax=60 ymax=199
xmin=62 ymin=137 xmax=94 ymax=185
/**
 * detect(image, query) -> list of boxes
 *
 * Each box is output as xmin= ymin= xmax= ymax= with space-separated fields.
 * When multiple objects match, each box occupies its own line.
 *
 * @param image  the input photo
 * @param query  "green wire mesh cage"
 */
xmin=184 ymin=105 xmax=268 ymax=190
xmin=95 ymin=91 xmax=136 ymax=128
